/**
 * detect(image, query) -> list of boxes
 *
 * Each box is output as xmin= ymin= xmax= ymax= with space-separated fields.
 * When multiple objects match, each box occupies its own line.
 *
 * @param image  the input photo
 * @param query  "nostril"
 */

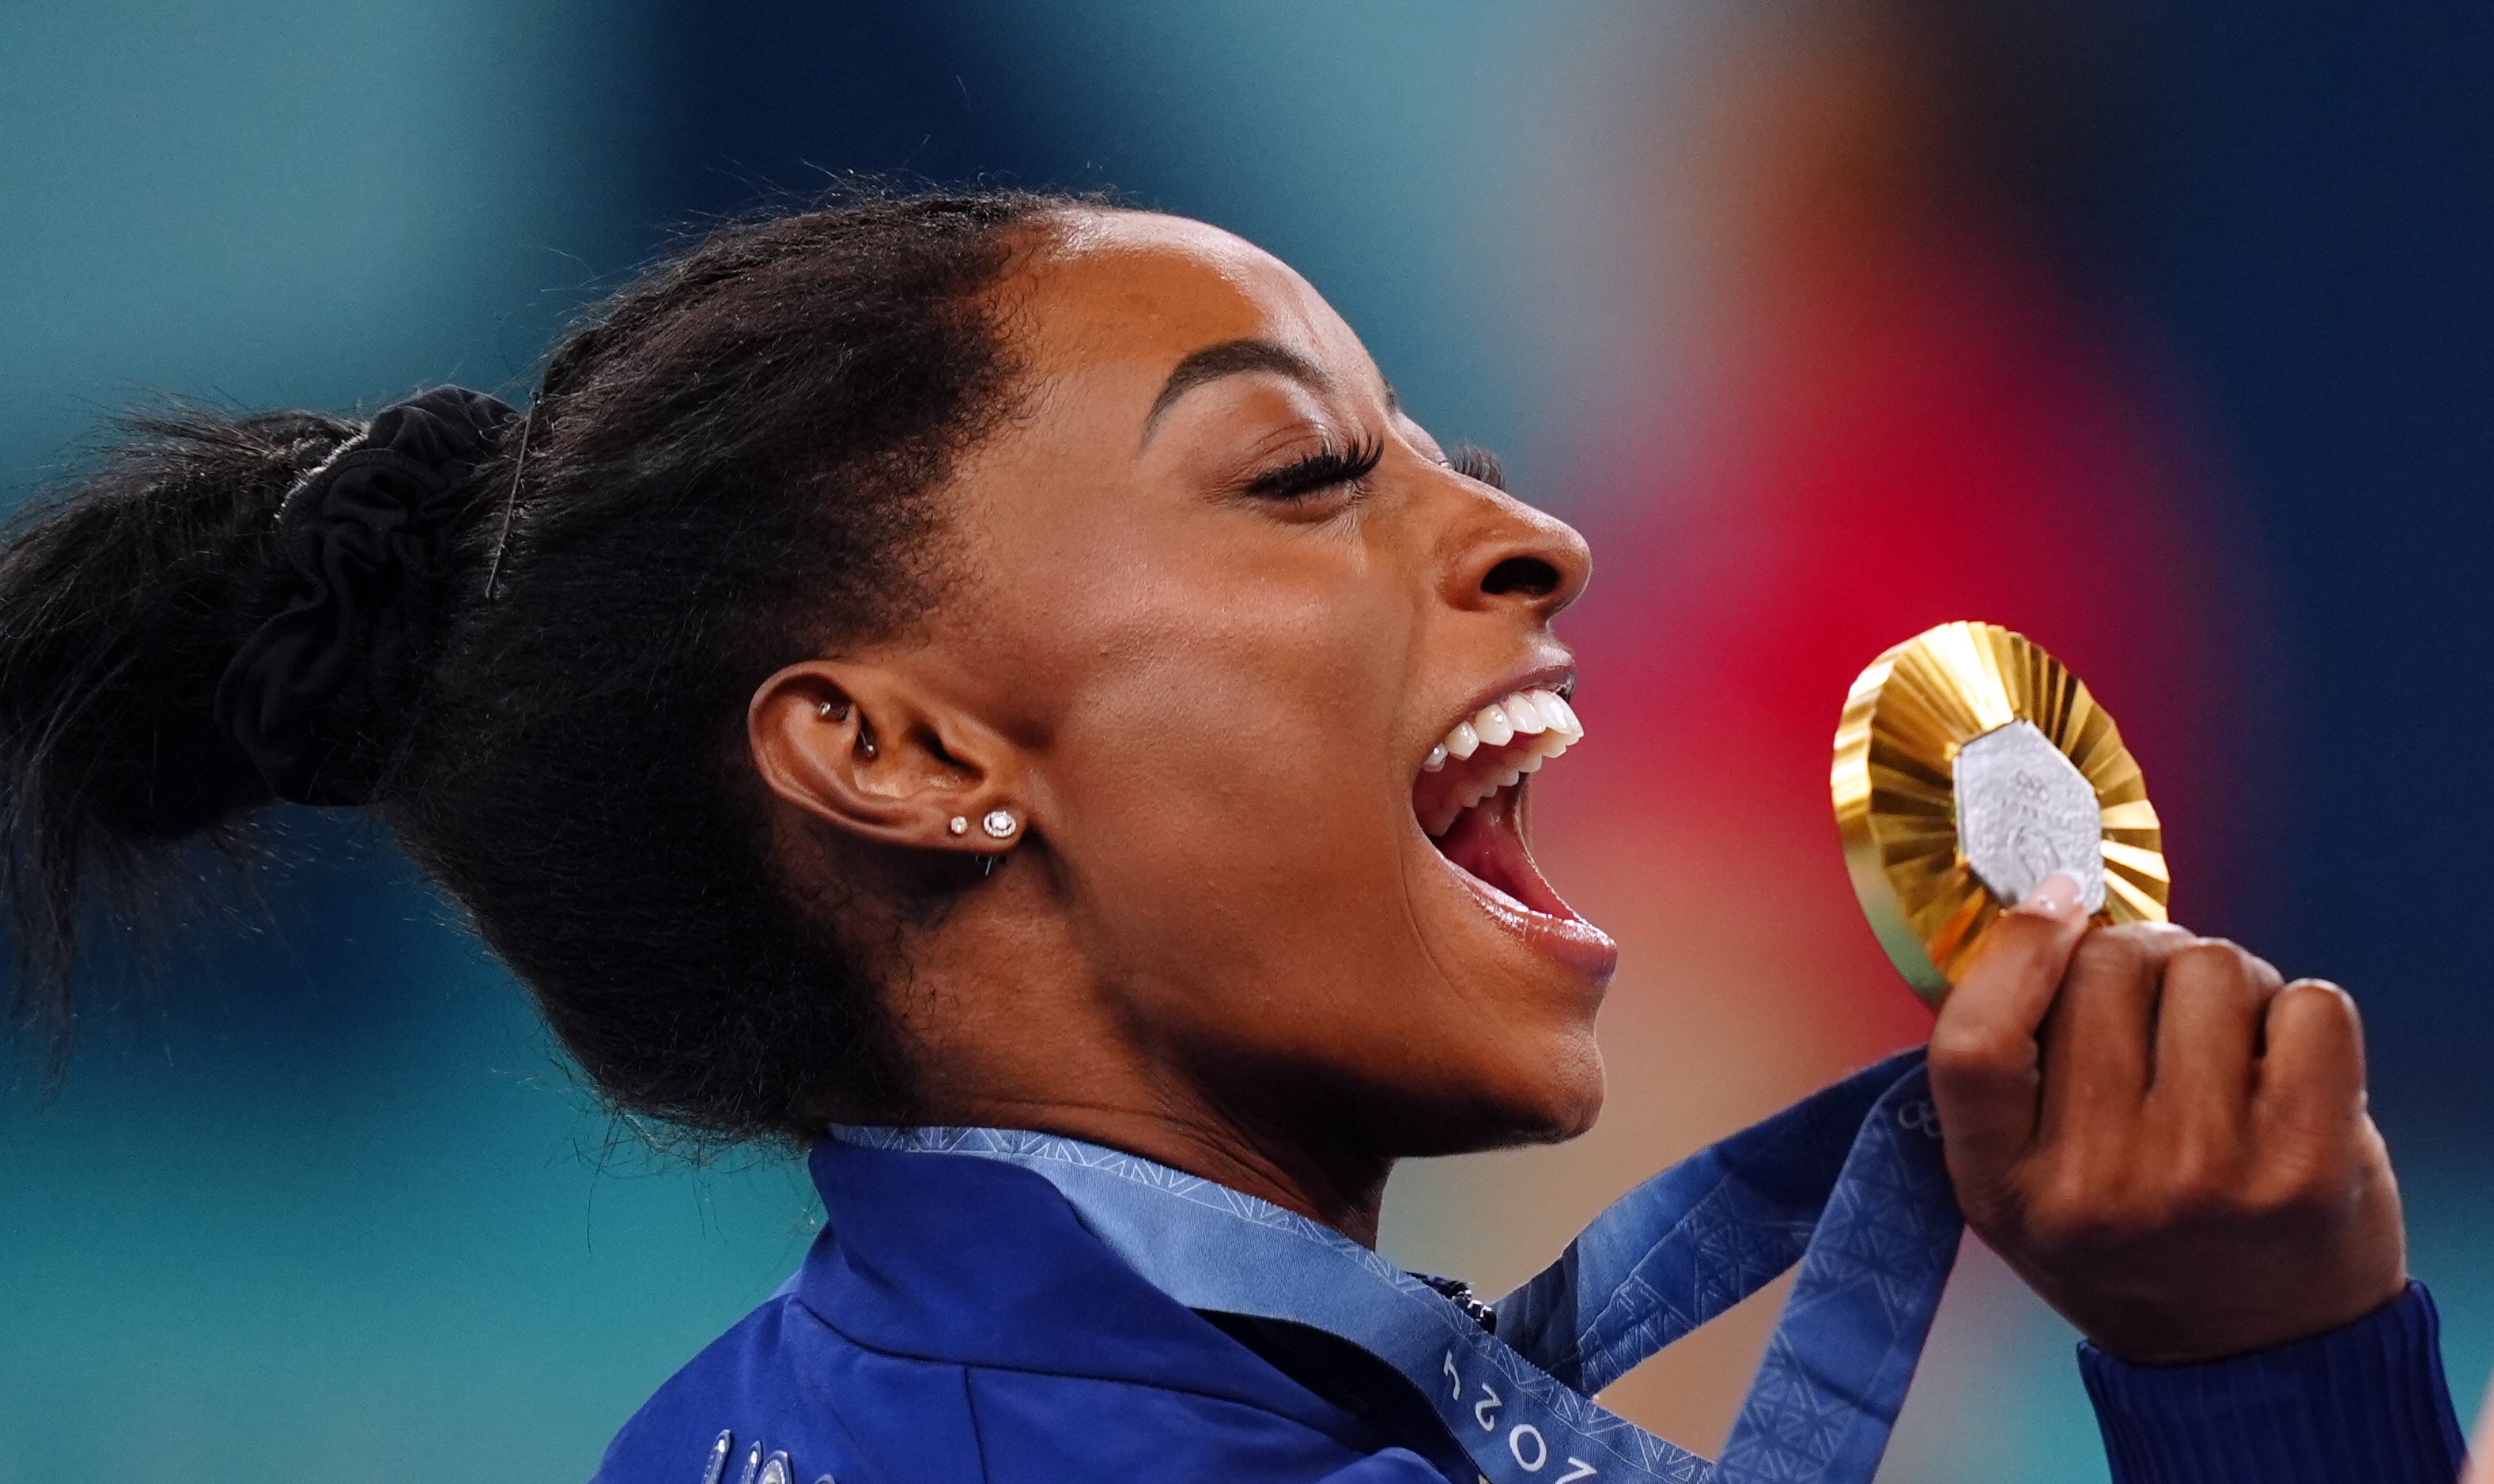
xmin=1482 ymin=555 xmax=1561 ymax=599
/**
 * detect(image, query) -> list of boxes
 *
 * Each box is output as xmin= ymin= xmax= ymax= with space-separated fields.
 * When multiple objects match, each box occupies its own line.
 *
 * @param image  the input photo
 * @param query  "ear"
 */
xmin=749 ymin=659 xmax=1026 ymax=852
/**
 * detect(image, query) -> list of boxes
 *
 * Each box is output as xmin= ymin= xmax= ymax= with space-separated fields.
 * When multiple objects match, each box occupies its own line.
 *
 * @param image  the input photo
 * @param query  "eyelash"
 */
xmin=1452 ymin=442 xmax=1505 ymax=491
xmin=1245 ymin=433 xmax=1385 ymax=500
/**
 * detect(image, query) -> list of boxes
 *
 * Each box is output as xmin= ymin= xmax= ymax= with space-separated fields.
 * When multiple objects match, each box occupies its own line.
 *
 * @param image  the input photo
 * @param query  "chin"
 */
xmin=1374 ymin=1027 xmax=1608 ymax=1157
xmin=1501 ymin=1029 xmax=1609 ymax=1145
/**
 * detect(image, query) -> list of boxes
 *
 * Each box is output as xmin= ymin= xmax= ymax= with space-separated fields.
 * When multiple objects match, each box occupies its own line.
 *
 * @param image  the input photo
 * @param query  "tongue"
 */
xmin=1430 ymin=787 xmax=1581 ymax=922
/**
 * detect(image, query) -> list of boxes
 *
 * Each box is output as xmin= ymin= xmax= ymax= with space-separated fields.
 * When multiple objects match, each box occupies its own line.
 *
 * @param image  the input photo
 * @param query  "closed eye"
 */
xmin=1245 ymin=433 xmax=1385 ymax=500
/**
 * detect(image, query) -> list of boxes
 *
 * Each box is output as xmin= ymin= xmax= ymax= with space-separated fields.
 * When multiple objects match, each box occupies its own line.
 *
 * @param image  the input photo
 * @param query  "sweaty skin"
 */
xmin=747 ymin=209 xmax=2406 ymax=1361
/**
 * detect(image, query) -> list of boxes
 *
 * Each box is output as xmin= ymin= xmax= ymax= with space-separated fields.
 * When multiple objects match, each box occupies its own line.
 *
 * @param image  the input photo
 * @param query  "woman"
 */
xmin=0 ymin=191 xmax=2464 ymax=1482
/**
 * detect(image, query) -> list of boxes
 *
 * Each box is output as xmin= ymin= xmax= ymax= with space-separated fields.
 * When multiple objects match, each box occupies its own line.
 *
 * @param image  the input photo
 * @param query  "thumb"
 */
xmin=1929 ymin=874 xmax=2092 ymax=1190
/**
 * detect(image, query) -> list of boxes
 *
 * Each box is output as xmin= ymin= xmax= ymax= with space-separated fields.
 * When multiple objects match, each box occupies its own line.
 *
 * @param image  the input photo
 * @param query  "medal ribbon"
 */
xmin=837 ymin=1048 xmax=1959 ymax=1484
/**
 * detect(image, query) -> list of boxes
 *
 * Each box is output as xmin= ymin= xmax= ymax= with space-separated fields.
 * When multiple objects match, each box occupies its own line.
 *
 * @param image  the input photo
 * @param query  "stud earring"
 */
xmin=981 ymin=809 xmax=1018 ymax=840
xmin=947 ymin=816 xmax=969 ymax=836
xmin=815 ymin=699 xmax=836 ymax=718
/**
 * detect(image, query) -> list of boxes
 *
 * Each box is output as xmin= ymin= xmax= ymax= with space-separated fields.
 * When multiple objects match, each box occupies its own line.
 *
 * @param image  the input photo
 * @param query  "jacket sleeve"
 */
xmin=2079 ymin=1280 xmax=2468 ymax=1483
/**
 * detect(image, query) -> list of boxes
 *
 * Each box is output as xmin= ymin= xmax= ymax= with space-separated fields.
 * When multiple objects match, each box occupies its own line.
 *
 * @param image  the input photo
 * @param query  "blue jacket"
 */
xmin=592 ymin=1136 xmax=2467 ymax=1484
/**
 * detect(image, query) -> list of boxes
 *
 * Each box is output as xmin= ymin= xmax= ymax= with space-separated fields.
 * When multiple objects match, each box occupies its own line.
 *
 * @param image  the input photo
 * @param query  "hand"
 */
xmin=1927 ymin=874 xmax=2406 ymax=1365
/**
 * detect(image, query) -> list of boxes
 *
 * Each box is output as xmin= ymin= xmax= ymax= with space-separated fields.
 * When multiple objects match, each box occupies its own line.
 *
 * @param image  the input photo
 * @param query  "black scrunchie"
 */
xmin=214 ymin=385 xmax=517 ymax=806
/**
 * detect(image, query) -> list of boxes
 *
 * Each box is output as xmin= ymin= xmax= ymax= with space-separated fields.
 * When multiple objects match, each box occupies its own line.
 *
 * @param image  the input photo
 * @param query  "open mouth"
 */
xmin=1411 ymin=685 xmax=1616 ymax=977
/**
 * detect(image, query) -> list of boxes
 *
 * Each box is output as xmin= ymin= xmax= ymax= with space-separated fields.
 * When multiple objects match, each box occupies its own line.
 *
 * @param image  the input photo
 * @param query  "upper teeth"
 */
xmin=1418 ymin=686 xmax=1584 ymax=833
xmin=1424 ymin=687 xmax=1582 ymax=771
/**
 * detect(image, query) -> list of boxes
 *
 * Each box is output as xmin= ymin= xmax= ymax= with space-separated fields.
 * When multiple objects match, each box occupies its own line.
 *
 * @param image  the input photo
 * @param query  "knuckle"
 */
xmin=2233 ymin=1126 xmax=2367 ymax=1221
xmin=1929 ymin=1023 xmax=2026 ymax=1078
xmin=2168 ymin=937 xmax=2243 ymax=974
xmin=2260 ymin=1078 xmax=2366 ymax=1141
xmin=2069 ymin=930 xmax=2146 ymax=981
xmin=2167 ymin=938 xmax=2255 ymax=987
xmin=2020 ymin=1165 xmax=2150 ymax=1253
xmin=1952 ymin=1181 xmax=2024 ymax=1233
xmin=2069 ymin=922 xmax=2190 ymax=988
xmin=2283 ymin=976 xmax=2360 ymax=1022
xmin=2112 ymin=920 xmax=2193 ymax=953
xmin=2165 ymin=941 xmax=2274 ymax=1009
xmin=2243 ymin=1165 xmax=2345 ymax=1226
xmin=1995 ymin=1116 xmax=2374 ymax=1265
xmin=2160 ymin=1130 xmax=2236 ymax=1195
xmin=2160 ymin=1168 xmax=2249 ymax=1229
xmin=2274 ymin=980 xmax=2369 ymax=1065
xmin=2013 ymin=1135 xmax=2287 ymax=1252
xmin=2004 ymin=1188 xmax=2086 ymax=1254
xmin=2133 ymin=1131 xmax=2246 ymax=1225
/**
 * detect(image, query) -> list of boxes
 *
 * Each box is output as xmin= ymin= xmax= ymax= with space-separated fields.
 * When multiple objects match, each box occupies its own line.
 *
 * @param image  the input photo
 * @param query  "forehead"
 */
xmin=1006 ymin=210 xmax=1368 ymax=392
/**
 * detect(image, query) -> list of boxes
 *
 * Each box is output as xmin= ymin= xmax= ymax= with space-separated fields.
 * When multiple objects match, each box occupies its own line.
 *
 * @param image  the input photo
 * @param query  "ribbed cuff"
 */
xmin=2080 ymin=1281 xmax=2467 ymax=1484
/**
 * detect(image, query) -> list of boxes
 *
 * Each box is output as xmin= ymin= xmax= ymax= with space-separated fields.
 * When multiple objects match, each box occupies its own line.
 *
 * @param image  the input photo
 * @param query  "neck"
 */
xmin=881 ymin=878 xmax=1400 ymax=1245
xmin=929 ymin=1080 xmax=1395 ymax=1246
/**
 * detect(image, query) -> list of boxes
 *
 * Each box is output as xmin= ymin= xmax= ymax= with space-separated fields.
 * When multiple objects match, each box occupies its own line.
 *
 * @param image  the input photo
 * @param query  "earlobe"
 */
xmin=945 ymin=809 xmax=1023 ymax=878
xmin=748 ymin=660 xmax=1025 ymax=855
xmin=942 ymin=810 xmax=1021 ymax=840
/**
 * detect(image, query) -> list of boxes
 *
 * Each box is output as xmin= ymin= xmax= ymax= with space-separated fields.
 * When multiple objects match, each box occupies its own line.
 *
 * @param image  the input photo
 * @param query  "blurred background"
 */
xmin=3 ymin=2 xmax=2488 ymax=1478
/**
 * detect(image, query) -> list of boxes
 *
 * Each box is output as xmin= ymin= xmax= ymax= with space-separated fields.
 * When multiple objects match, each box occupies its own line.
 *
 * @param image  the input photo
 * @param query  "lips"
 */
xmin=1412 ymin=683 xmax=1617 ymax=980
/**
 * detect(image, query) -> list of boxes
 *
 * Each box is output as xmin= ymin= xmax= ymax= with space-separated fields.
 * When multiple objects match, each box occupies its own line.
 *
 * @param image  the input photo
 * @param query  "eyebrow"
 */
xmin=1141 ymin=338 xmax=1331 ymax=444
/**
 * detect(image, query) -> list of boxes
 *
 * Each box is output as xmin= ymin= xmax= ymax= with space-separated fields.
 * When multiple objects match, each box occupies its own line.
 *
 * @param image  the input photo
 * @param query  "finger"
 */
xmin=1929 ymin=874 xmax=2091 ymax=1186
xmin=2256 ymin=978 xmax=2368 ymax=1140
xmin=2036 ymin=922 xmax=2191 ymax=1146
xmin=2148 ymin=938 xmax=2284 ymax=1148
xmin=2467 ymin=1375 xmax=2494 ymax=1484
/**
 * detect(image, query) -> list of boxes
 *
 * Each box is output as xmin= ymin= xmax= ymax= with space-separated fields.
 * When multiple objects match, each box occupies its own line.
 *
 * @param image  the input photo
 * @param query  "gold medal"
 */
xmin=1831 ymin=621 xmax=2170 ymax=1005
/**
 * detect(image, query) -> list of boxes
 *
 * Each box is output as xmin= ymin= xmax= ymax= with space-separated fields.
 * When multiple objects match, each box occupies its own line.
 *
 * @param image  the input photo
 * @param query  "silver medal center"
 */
xmin=1952 ymin=719 xmax=2107 ymax=914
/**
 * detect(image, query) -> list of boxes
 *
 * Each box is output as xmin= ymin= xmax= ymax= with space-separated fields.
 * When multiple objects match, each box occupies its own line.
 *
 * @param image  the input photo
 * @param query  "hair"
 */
xmin=0 ymin=187 xmax=1079 ymax=1141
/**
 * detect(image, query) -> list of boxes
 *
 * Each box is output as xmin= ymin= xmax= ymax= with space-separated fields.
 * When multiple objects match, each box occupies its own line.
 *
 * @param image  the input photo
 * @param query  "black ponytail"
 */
xmin=0 ymin=408 xmax=363 ymax=1051
xmin=0 ymin=187 xmax=1069 ymax=1136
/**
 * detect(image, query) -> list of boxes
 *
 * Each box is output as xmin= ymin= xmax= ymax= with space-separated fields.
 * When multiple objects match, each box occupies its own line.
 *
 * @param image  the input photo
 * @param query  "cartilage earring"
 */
xmin=981 ymin=809 xmax=1018 ymax=840
xmin=947 ymin=815 xmax=969 ymax=836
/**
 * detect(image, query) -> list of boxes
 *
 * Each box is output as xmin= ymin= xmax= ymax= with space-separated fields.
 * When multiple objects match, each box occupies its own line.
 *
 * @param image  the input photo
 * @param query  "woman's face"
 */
xmin=851 ymin=210 xmax=1613 ymax=1158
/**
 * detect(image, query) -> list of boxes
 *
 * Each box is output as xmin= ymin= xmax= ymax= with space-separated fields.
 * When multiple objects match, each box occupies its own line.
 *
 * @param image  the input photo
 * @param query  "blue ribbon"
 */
xmin=837 ymin=1048 xmax=1959 ymax=1484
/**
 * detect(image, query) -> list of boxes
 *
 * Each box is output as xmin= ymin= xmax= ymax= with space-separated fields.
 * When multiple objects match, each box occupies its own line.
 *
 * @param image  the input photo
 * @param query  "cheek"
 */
xmin=1039 ymin=584 xmax=1418 ymax=991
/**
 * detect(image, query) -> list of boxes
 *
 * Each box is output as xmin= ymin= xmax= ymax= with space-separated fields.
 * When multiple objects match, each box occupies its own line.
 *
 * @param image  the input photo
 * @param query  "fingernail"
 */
xmin=2012 ymin=872 xmax=2083 ymax=918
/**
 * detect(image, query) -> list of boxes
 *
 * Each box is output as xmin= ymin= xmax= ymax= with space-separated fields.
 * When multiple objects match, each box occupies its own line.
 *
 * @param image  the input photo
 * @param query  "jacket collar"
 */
xmin=798 ymin=1135 xmax=1362 ymax=1433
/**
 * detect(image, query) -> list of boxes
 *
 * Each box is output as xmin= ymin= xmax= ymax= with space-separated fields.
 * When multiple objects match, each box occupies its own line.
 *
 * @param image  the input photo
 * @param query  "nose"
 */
xmin=1440 ymin=486 xmax=1593 ymax=622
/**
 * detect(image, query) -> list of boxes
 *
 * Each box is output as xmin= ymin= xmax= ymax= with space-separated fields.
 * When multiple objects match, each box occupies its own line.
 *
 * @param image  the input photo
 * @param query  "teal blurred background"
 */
xmin=6 ymin=2 xmax=2491 ymax=1478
